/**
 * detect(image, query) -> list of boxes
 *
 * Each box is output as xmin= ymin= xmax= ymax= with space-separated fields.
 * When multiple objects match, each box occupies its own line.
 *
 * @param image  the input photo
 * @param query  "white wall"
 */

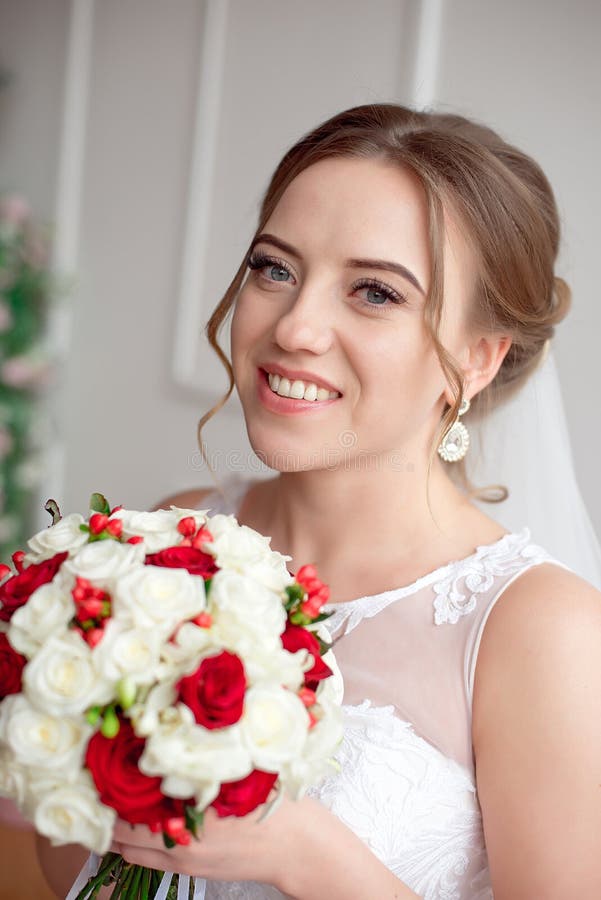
xmin=1 ymin=0 xmax=599 ymax=535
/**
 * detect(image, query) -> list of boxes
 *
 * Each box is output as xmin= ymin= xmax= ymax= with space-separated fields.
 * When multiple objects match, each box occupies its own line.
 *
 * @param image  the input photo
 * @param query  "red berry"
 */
xmin=11 ymin=550 xmax=25 ymax=573
xmin=298 ymin=687 xmax=317 ymax=707
xmin=296 ymin=564 xmax=318 ymax=584
xmin=89 ymin=513 xmax=109 ymax=535
xmin=177 ymin=516 xmax=196 ymax=537
xmin=175 ymin=831 xmax=191 ymax=846
xmin=110 ymin=505 xmax=123 ymax=515
xmin=85 ymin=628 xmax=104 ymax=648
xmin=164 ymin=817 xmax=186 ymax=838
xmin=192 ymin=612 xmax=212 ymax=628
xmin=127 ymin=536 xmax=143 ymax=545
xmin=72 ymin=586 xmax=87 ymax=603
xmin=106 ymin=518 xmax=123 ymax=538
xmin=0 ymin=563 xmax=11 ymax=580
xmin=149 ymin=821 xmax=162 ymax=834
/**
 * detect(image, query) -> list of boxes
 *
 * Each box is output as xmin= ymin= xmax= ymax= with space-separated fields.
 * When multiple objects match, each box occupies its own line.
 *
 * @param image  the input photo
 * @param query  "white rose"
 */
xmin=239 ymin=643 xmax=307 ymax=690
xmin=278 ymin=700 xmax=344 ymax=799
xmin=23 ymin=631 xmax=113 ymax=717
xmin=0 ymin=746 xmax=28 ymax=805
xmin=92 ymin=619 xmax=161 ymax=686
xmin=112 ymin=509 xmax=195 ymax=553
xmin=169 ymin=505 xmax=209 ymax=524
xmin=29 ymin=771 xmax=115 ymax=853
xmin=127 ymin=681 xmax=177 ymax=737
xmin=157 ymin=622 xmax=216 ymax=682
xmin=8 ymin=582 xmax=75 ymax=658
xmin=204 ymin=516 xmax=292 ymax=592
xmin=24 ymin=513 xmax=88 ymax=563
xmin=112 ymin=566 xmax=205 ymax=636
xmin=0 ymin=694 xmax=90 ymax=773
xmin=241 ymin=685 xmax=309 ymax=771
xmin=62 ymin=540 xmax=143 ymax=590
xmin=140 ymin=704 xmax=252 ymax=802
xmin=209 ymin=570 xmax=287 ymax=655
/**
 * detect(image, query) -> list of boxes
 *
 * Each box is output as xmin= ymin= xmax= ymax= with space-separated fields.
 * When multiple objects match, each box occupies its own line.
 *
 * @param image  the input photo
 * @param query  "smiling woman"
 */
xmin=39 ymin=104 xmax=601 ymax=900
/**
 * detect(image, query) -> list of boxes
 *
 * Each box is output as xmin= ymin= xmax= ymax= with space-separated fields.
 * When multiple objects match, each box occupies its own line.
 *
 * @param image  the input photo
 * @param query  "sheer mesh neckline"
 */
xmin=204 ymin=474 xmax=530 ymax=610
xmin=322 ymin=526 xmax=531 ymax=611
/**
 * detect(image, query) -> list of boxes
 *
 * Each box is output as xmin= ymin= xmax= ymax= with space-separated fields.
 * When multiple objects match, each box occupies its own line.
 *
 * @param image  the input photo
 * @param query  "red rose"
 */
xmin=145 ymin=546 xmax=217 ymax=579
xmin=281 ymin=622 xmax=333 ymax=691
xmin=85 ymin=719 xmax=187 ymax=826
xmin=0 ymin=551 xmax=68 ymax=622
xmin=211 ymin=769 xmax=278 ymax=818
xmin=177 ymin=650 xmax=246 ymax=730
xmin=0 ymin=633 xmax=26 ymax=698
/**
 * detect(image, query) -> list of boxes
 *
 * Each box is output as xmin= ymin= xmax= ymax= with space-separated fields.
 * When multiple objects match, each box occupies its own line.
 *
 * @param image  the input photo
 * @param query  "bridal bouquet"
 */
xmin=0 ymin=493 xmax=343 ymax=898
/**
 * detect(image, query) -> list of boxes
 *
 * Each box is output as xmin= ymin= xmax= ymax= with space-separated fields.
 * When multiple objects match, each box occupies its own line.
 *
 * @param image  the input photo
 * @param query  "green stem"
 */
xmin=139 ymin=868 xmax=151 ymax=900
xmin=126 ymin=866 xmax=143 ymax=899
xmin=74 ymin=854 xmax=121 ymax=900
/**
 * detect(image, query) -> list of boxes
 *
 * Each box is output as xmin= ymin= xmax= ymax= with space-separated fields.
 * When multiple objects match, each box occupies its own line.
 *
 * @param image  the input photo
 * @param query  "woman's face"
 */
xmin=230 ymin=156 xmax=476 ymax=472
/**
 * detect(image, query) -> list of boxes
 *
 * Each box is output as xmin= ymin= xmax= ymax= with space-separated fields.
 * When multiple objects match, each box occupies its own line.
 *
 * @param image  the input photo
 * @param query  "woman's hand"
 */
xmin=112 ymin=793 xmax=318 ymax=895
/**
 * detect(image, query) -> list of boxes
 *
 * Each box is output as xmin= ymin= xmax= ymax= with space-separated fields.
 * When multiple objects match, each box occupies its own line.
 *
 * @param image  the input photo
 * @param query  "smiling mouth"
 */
xmin=263 ymin=370 xmax=340 ymax=402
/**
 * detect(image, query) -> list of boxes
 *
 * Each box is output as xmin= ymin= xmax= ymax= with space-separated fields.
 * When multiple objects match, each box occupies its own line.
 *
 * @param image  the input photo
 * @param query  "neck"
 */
xmin=244 ymin=457 xmax=474 ymax=580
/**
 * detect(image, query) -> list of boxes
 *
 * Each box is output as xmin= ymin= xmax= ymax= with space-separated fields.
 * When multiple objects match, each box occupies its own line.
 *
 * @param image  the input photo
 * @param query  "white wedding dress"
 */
xmin=194 ymin=475 xmax=573 ymax=900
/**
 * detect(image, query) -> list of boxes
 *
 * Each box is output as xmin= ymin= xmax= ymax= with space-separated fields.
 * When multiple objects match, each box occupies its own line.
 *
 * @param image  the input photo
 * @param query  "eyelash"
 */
xmin=247 ymin=253 xmax=408 ymax=311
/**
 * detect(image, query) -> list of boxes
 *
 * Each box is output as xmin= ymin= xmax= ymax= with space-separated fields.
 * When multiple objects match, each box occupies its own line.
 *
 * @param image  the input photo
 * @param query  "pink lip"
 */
xmin=258 ymin=362 xmax=342 ymax=395
xmin=256 ymin=368 xmax=341 ymax=415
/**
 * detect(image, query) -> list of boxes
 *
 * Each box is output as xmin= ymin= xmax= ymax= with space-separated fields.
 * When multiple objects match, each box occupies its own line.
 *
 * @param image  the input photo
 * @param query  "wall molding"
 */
xmin=38 ymin=0 xmax=95 ymax=525
xmin=171 ymin=0 xmax=229 ymax=394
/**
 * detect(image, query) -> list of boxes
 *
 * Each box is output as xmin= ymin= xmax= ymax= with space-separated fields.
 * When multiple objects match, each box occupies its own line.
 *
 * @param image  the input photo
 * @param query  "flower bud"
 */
xmin=89 ymin=513 xmax=109 ymax=535
xmin=11 ymin=550 xmax=25 ymax=573
xmin=106 ymin=518 xmax=123 ymax=538
xmin=85 ymin=627 xmax=105 ymax=648
xmin=177 ymin=516 xmax=196 ymax=537
xmin=116 ymin=676 xmax=136 ymax=710
xmin=100 ymin=707 xmax=120 ymax=739
xmin=296 ymin=564 xmax=318 ymax=584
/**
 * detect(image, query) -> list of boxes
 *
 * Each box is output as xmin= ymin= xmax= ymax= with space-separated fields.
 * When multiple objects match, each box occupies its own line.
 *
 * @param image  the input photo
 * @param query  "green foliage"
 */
xmin=0 ymin=194 xmax=55 ymax=562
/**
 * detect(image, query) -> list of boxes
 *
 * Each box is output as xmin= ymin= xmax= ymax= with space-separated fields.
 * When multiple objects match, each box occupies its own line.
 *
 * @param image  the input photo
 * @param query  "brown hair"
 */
xmin=199 ymin=104 xmax=570 ymax=501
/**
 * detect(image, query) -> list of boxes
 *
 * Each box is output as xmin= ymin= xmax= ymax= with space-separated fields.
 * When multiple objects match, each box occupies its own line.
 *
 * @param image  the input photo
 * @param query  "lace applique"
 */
xmin=432 ymin=528 xmax=554 ymax=625
xmin=323 ymin=526 xmax=552 ymax=637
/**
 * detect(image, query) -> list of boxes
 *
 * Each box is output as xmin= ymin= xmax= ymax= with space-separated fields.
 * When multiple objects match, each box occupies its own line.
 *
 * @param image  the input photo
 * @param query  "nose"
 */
xmin=273 ymin=283 xmax=335 ymax=355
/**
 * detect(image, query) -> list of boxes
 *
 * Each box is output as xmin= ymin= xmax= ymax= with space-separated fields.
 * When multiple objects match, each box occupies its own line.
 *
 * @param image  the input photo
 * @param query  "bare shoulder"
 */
xmin=151 ymin=486 xmax=215 ymax=512
xmin=473 ymin=561 xmax=601 ymax=728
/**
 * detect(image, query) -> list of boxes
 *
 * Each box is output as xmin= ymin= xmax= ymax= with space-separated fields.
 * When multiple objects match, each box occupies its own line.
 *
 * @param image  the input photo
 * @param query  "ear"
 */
xmin=444 ymin=333 xmax=512 ymax=405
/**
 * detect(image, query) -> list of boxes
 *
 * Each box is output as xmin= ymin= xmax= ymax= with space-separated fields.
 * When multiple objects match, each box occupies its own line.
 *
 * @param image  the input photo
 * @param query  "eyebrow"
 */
xmin=251 ymin=232 xmax=426 ymax=296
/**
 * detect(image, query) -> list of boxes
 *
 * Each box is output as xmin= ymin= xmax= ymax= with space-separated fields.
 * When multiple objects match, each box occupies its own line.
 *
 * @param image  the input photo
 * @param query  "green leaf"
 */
xmin=311 ymin=610 xmax=334 ymax=623
xmin=184 ymin=804 xmax=204 ymax=838
xmin=44 ymin=498 xmax=62 ymax=525
xmin=162 ymin=832 xmax=176 ymax=849
xmin=89 ymin=492 xmax=111 ymax=515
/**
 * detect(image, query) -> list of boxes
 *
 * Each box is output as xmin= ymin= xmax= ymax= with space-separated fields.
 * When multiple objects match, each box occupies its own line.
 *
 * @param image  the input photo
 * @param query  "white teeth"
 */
xmin=267 ymin=372 xmax=339 ymax=401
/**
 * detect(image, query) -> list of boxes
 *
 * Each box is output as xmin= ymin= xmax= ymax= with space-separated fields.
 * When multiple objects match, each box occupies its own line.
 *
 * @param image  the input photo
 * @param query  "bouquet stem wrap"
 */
xmin=66 ymin=852 xmax=208 ymax=899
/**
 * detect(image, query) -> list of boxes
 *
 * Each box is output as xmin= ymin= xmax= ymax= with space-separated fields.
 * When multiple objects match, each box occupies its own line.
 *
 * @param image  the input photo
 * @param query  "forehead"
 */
xmin=267 ymin=157 xmax=429 ymax=260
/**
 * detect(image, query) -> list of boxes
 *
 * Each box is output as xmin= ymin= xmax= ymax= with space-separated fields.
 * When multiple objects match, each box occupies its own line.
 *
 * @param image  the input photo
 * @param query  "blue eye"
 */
xmin=352 ymin=278 xmax=407 ymax=309
xmin=248 ymin=254 xmax=293 ymax=284
xmin=248 ymin=253 xmax=407 ymax=313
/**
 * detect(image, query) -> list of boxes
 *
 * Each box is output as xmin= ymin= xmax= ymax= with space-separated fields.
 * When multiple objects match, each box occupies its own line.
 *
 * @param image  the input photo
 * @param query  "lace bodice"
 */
xmin=194 ymin=476 xmax=572 ymax=899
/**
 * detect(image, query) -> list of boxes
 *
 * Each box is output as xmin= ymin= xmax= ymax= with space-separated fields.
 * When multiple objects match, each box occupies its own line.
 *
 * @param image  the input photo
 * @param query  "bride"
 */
xmin=40 ymin=105 xmax=601 ymax=898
